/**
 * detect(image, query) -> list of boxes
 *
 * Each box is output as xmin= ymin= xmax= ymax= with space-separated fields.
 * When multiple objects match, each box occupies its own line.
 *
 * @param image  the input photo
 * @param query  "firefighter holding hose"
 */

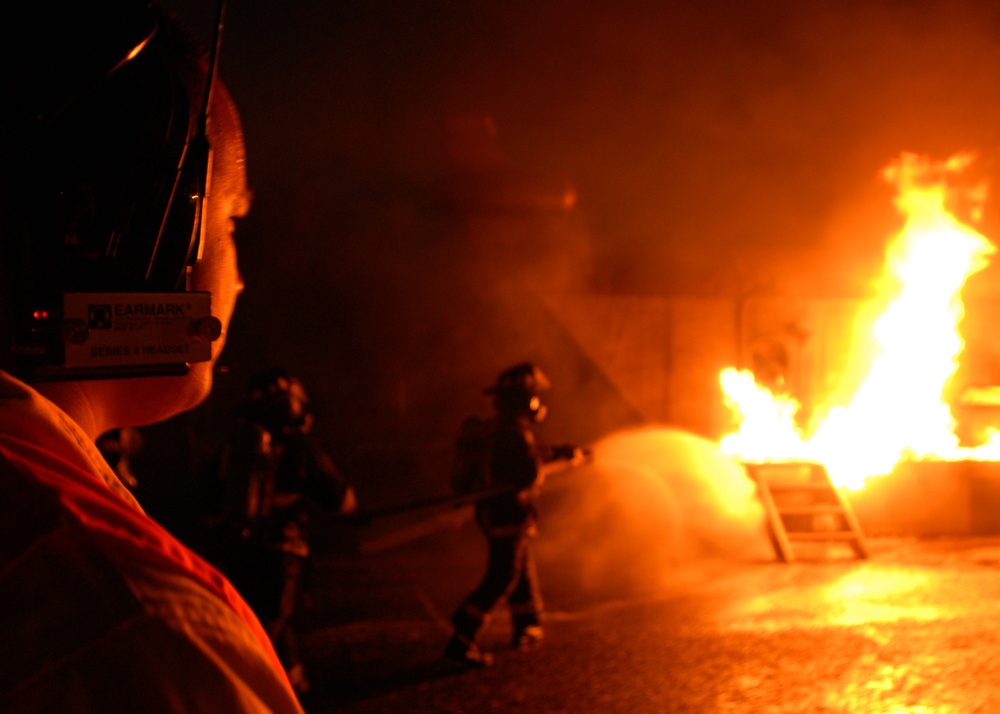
xmin=446 ymin=362 xmax=588 ymax=667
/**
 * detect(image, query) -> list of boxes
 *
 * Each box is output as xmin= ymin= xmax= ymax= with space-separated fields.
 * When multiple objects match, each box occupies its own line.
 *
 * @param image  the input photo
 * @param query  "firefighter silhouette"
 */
xmin=214 ymin=366 xmax=358 ymax=694
xmin=750 ymin=336 xmax=791 ymax=394
xmin=95 ymin=427 xmax=144 ymax=490
xmin=446 ymin=362 xmax=586 ymax=667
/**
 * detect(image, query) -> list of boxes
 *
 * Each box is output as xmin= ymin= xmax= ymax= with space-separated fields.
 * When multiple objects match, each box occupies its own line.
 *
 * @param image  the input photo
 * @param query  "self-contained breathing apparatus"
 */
xmin=1 ymin=0 xmax=228 ymax=381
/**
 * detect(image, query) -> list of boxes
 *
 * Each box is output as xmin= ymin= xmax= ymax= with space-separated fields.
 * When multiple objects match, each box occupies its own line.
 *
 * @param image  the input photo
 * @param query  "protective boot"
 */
xmin=445 ymin=634 xmax=494 ymax=668
xmin=512 ymin=624 xmax=544 ymax=651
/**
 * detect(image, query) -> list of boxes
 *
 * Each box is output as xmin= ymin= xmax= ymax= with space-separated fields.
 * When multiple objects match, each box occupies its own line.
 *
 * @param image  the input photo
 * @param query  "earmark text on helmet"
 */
xmin=115 ymin=303 xmax=187 ymax=318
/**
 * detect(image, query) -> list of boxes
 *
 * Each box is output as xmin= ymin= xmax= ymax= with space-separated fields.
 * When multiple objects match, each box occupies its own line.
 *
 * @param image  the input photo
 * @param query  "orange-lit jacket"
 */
xmin=0 ymin=372 xmax=303 ymax=713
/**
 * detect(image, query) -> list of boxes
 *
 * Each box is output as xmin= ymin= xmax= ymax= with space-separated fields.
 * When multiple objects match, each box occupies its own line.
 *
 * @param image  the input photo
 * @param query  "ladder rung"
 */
xmin=786 ymin=531 xmax=860 ymax=541
xmin=777 ymin=505 xmax=846 ymax=515
xmin=767 ymin=482 xmax=836 ymax=491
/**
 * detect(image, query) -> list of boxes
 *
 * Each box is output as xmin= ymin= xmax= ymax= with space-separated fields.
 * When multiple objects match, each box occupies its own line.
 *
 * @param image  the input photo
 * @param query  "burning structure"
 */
xmin=537 ymin=150 xmax=1000 ymax=543
xmin=719 ymin=152 xmax=1000 ymax=536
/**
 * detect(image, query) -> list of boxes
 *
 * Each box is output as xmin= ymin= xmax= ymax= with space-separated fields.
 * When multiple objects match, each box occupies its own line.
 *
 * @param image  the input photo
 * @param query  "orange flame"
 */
xmin=720 ymin=152 xmax=996 ymax=489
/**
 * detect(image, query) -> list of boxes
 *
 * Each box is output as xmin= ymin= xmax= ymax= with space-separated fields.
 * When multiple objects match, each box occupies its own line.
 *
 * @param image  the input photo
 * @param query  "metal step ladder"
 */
xmin=743 ymin=461 xmax=869 ymax=563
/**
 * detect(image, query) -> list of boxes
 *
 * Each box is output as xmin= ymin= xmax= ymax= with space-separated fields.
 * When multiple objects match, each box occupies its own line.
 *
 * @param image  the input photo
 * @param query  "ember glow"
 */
xmin=720 ymin=152 xmax=999 ymax=490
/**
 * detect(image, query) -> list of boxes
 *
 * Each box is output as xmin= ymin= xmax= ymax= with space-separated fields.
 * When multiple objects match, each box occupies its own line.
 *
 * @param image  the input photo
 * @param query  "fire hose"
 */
xmin=356 ymin=448 xmax=592 ymax=552
xmin=359 ymin=446 xmax=591 ymax=520
xmin=359 ymin=482 xmax=523 ymax=521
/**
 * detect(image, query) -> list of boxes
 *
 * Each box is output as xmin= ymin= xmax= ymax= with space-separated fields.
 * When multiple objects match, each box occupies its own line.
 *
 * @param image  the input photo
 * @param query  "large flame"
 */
xmin=720 ymin=152 xmax=997 ymax=489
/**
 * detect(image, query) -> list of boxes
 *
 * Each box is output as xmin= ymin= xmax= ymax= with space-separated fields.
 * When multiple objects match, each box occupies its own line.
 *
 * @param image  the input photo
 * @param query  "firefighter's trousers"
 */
xmin=451 ymin=531 xmax=542 ymax=643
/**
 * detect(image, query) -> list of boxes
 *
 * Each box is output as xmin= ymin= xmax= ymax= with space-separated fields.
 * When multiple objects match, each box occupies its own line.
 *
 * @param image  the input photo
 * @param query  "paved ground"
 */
xmin=291 ymin=506 xmax=1000 ymax=714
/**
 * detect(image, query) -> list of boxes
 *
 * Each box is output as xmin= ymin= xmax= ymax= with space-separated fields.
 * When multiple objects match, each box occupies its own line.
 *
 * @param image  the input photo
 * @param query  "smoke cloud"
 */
xmin=536 ymin=427 xmax=771 ymax=601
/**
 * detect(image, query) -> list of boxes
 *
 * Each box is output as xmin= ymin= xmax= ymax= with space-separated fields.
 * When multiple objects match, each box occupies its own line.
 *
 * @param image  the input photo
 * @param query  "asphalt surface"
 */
xmin=291 ymin=509 xmax=1000 ymax=714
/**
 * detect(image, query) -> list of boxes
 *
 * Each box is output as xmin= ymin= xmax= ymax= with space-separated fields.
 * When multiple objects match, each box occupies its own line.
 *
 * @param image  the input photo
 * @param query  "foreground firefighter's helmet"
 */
xmin=485 ymin=362 xmax=551 ymax=421
xmin=1 ymin=0 xmax=226 ymax=381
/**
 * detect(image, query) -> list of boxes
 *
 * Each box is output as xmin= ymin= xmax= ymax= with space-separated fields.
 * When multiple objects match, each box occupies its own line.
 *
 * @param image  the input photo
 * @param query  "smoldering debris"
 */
xmin=536 ymin=427 xmax=772 ymax=599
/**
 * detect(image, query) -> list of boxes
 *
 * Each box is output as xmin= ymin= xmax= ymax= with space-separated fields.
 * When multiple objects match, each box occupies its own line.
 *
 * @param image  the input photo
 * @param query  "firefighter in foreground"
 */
xmin=0 ymin=1 xmax=304 ymax=710
xmin=214 ymin=367 xmax=359 ymax=694
xmin=446 ymin=363 xmax=588 ymax=667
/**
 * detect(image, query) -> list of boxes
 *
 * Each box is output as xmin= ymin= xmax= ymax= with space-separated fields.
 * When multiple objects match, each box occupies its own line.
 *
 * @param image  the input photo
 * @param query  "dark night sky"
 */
xmin=147 ymin=0 xmax=1000 ymax=512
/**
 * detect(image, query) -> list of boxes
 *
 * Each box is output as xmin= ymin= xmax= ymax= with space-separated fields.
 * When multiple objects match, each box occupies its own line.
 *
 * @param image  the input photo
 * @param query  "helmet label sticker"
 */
xmin=63 ymin=292 xmax=215 ymax=367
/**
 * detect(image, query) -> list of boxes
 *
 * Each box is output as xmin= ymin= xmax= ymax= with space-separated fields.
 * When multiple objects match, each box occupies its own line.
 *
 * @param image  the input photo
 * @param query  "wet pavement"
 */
xmin=292 ymin=514 xmax=1000 ymax=714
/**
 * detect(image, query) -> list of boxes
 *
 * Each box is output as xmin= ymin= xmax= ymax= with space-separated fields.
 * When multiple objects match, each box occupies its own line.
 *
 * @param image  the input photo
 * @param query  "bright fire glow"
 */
xmin=720 ymin=152 xmax=998 ymax=489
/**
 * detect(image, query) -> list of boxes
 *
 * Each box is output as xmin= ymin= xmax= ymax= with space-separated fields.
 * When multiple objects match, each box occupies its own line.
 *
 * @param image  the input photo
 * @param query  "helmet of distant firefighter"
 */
xmin=245 ymin=367 xmax=313 ymax=433
xmin=485 ymin=362 xmax=550 ymax=422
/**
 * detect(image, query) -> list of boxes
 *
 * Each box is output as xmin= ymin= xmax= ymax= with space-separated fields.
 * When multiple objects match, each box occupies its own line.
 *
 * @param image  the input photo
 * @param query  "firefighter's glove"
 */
xmin=552 ymin=444 xmax=591 ymax=467
xmin=570 ymin=447 xmax=592 ymax=467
